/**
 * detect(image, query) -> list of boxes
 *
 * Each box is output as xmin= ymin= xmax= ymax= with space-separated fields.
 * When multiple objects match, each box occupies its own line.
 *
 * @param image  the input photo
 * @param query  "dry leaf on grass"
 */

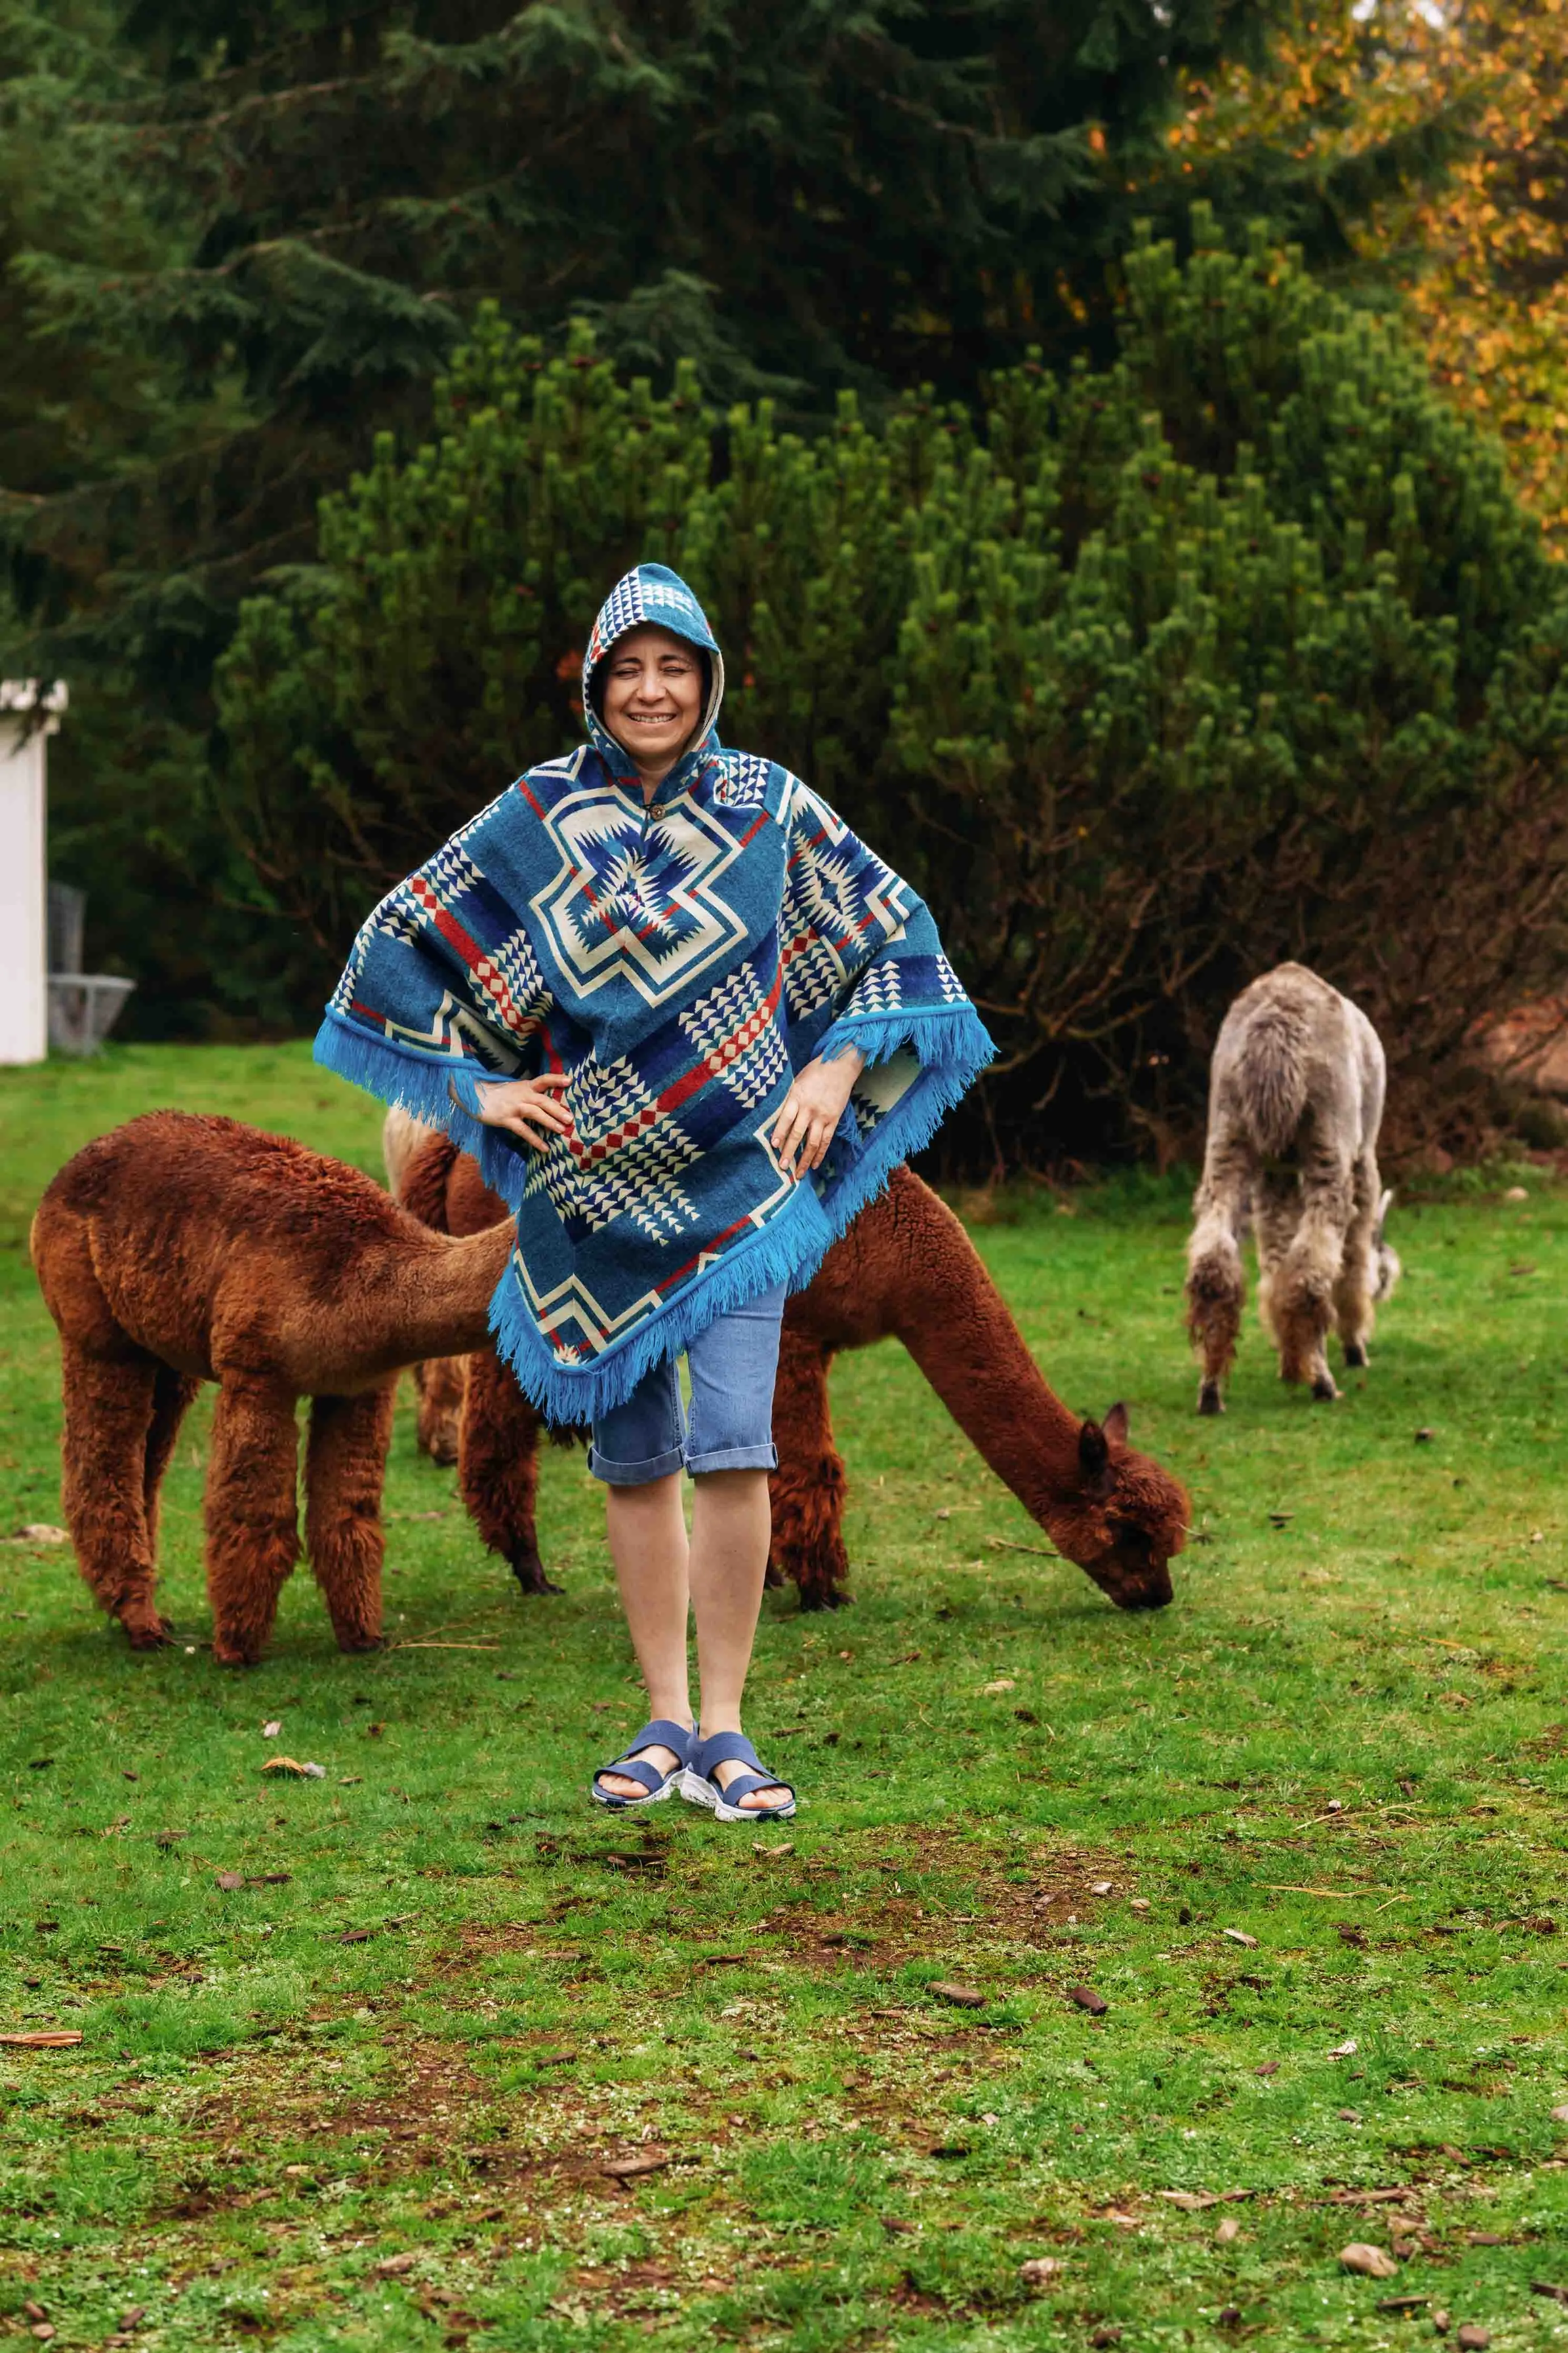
xmin=373 ymin=2253 xmax=416 ymax=2276
xmin=262 ymin=1757 xmax=325 ymax=1778
xmin=752 ymin=1841 xmax=794 ymax=1858
xmin=340 ymin=1928 xmax=372 ymax=1945
xmin=1018 ymin=2257 xmax=1063 ymax=2286
xmin=1090 ymin=1880 xmax=1114 ymax=1896
xmin=261 ymin=1719 xmax=281 ymax=1738
xmin=1223 ymin=1928 xmax=1259 ymax=1948
xmin=1455 ymin=2329 xmax=1490 ymax=2350
xmin=1377 ymin=2297 xmax=1430 ymax=2315
xmin=214 ymin=1872 xmax=244 ymax=1892
xmin=1069 ymin=1984 xmax=1108 ymax=2015
xmin=1215 ymin=2217 xmax=1241 ymax=2245
xmin=0 ymin=2031 xmax=82 ymax=2048
xmin=930 ymin=1981 xmax=986 ymax=2008
xmin=14 ymin=1524 xmax=67 ymax=1544
xmin=1340 ymin=2244 xmax=1399 ymax=2279
xmin=602 ymin=2149 xmax=672 ymax=2181
xmin=1551 ymin=2104 xmax=1568 ymax=2125
xmin=1328 ymin=2038 xmax=1359 ymax=2058
xmin=983 ymin=1677 xmax=1016 ymax=1693
xmin=1255 ymin=2062 xmax=1281 ymax=2077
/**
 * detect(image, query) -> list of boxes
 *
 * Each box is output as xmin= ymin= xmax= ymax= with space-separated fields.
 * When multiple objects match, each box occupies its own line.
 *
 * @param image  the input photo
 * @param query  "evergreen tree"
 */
xmin=5 ymin=0 xmax=1283 ymax=688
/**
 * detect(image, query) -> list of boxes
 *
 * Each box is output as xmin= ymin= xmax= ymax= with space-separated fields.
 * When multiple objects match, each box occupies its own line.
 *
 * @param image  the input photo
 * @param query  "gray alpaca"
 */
xmin=1184 ymin=963 xmax=1400 ymax=1413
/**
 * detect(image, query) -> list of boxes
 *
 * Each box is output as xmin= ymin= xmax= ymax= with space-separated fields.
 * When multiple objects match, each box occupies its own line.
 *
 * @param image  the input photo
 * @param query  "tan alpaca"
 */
xmin=1185 ymin=963 xmax=1400 ymax=1412
xmin=31 ymin=1111 xmax=514 ymax=1663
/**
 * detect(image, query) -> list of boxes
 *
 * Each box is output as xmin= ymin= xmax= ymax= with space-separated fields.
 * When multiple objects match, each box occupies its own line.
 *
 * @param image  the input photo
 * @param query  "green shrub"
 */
xmin=217 ymin=218 xmax=1568 ymax=1163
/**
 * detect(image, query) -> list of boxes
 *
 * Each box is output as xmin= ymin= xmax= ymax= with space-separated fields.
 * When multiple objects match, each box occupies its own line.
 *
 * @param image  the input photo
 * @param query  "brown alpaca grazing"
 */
xmin=389 ymin=1118 xmax=1189 ymax=1613
xmin=31 ymin=1112 xmax=517 ymax=1663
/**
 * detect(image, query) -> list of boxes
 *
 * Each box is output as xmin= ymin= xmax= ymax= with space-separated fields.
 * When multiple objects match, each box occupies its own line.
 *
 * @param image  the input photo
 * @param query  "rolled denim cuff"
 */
xmin=685 ymin=1442 xmax=780 ymax=1476
xmin=586 ymin=1441 xmax=686 ymax=1489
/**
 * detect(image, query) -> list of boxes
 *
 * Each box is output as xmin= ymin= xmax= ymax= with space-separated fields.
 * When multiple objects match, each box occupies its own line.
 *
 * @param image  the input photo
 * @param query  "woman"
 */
xmin=317 ymin=564 xmax=992 ymax=1821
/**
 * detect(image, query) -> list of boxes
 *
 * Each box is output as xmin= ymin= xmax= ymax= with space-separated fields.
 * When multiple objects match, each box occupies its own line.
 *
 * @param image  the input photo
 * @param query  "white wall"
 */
xmin=0 ymin=682 xmax=67 ymax=1066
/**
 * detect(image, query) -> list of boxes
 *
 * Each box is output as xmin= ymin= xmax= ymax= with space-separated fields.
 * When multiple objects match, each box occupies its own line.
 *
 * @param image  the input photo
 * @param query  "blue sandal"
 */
xmin=681 ymin=1731 xmax=797 ymax=1823
xmin=590 ymin=1718 xmax=692 ymax=1811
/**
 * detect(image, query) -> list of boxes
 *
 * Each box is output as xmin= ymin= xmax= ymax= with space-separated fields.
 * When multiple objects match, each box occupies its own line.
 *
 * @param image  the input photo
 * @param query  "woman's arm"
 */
xmin=771 ymin=1047 xmax=865 ymax=1176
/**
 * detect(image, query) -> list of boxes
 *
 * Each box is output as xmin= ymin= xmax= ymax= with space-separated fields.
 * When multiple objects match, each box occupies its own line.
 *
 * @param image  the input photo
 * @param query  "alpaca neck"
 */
xmin=891 ymin=1262 xmax=1091 ymax=1534
xmin=388 ymin=1220 xmax=515 ymax=1360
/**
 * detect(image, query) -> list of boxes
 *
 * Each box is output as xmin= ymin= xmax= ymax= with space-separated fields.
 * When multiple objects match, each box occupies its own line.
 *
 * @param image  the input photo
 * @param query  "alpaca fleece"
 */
xmin=1185 ymin=962 xmax=1400 ymax=1412
xmin=31 ymin=1112 xmax=515 ymax=1662
xmin=315 ymin=563 xmax=993 ymax=1424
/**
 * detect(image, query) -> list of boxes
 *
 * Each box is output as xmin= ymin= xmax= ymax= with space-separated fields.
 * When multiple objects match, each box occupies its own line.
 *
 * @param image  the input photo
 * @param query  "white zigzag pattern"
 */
xmin=531 ymin=1053 xmax=700 ymax=1240
xmin=846 ymin=960 xmax=904 ymax=1014
xmin=713 ymin=750 xmax=772 ymax=807
xmin=677 ymin=961 xmax=791 ymax=1112
xmin=481 ymin=925 xmax=551 ymax=1035
xmin=782 ymin=930 xmax=849 ymax=1021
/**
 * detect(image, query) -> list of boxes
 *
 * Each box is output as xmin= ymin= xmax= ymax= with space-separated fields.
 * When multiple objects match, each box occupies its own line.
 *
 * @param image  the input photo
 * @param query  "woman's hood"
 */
xmin=582 ymin=564 xmax=725 ymax=775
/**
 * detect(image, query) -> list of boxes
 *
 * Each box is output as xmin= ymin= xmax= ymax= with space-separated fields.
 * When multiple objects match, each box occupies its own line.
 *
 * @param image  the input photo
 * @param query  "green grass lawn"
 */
xmin=1 ymin=1042 xmax=1565 ymax=2352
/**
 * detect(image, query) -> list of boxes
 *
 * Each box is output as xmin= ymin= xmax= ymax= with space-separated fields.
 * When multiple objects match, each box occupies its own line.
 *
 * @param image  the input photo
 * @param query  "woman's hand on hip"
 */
xmin=473 ymin=1071 xmax=574 ymax=1153
xmin=771 ymin=1049 xmax=865 ymax=1178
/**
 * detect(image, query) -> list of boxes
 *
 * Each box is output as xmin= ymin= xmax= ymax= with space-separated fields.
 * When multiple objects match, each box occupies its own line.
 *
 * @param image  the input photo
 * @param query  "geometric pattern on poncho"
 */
xmin=509 ymin=1109 xmax=796 ymax=1369
xmin=528 ymin=780 xmax=752 ymax=1010
xmin=532 ymin=1049 xmax=702 ymax=1242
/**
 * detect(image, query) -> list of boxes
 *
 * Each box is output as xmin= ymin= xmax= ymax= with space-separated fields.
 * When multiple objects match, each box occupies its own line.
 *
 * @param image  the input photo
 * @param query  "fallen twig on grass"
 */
xmin=1261 ymin=1883 xmax=1403 ymax=1900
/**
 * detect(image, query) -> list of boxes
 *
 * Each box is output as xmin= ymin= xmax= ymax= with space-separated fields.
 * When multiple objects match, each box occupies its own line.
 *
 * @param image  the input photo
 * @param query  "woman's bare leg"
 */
xmin=596 ymin=1473 xmax=692 ymax=1797
xmin=689 ymin=1467 xmax=789 ymax=1808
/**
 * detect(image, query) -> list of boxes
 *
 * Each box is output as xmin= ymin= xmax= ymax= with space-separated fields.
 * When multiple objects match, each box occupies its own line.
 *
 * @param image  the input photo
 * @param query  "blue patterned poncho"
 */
xmin=315 ymin=564 xmax=994 ymax=1422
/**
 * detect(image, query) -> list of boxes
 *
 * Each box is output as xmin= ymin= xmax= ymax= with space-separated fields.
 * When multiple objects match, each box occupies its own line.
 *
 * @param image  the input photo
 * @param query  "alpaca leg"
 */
xmin=1273 ymin=1150 xmax=1353 ymax=1400
xmin=413 ymin=1353 xmax=467 ymax=1467
xmin=768 ymin=1329 xmax=849 ymax=1611
xmin=205 ymin=1376 xmax=301 ymax=1666
xmin=144 ymin=1367 xmax=200 ymax=1557
xmin=1252 ymin=1169 xmax=1298 ymax=1366
xmin=305 ymin=1385 xmax=394 ymax=1653
xmin=58 ymin=1341 xmax=170 ymax=1648
xmin=459 ymin=1346 xmax=560 ymax=1596
xmin=1334 ymin=1149 xmax=1379 ymax=1370
xmin=1185 ymin=1137 xmax=1250 ymax=1415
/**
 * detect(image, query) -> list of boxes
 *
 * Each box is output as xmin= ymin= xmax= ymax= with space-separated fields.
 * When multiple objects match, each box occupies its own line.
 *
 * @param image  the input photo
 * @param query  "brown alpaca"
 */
xmin=390 ymin=1118 xmax=1189 ymax=1613
xmin=30 ymin=1112 xmax=516 ymax=1664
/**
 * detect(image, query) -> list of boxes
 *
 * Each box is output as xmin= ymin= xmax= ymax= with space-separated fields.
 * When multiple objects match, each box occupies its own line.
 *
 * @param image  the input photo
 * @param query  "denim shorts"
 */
xmin=588 ymin=1281 xmax=786 ymax=1486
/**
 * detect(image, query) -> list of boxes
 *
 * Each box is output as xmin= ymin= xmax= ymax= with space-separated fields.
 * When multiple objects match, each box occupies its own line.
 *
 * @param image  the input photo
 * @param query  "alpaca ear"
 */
xmin=1078 ymin=1419 xmax=1109 ymax=1479
xmin=1102 ymin=1401 xmax=1130 ymax=1447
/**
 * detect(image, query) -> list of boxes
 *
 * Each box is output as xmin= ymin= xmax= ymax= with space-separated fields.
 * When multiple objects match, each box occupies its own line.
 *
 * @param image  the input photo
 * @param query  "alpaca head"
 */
xmin=1049 ymin=1403 xmax=1187 ymax=1611
xmin=1371 ymin=1188 xmax=1401 ymax=1304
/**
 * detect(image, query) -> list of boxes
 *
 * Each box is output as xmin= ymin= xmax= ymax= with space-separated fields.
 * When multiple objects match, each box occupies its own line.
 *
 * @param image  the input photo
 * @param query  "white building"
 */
xmin=0 ymin=681 xmax=66 ymax=1066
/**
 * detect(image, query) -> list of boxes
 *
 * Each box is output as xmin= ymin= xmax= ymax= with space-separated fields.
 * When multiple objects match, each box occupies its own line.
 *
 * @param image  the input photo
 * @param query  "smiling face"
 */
xmin=597 ymin=624 xmax=706 ymax=790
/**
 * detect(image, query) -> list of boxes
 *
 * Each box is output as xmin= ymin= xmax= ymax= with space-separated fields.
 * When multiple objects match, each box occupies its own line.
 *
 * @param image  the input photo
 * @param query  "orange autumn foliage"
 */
xmin=1181 ymin=1 xmax=1568 ymax=552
